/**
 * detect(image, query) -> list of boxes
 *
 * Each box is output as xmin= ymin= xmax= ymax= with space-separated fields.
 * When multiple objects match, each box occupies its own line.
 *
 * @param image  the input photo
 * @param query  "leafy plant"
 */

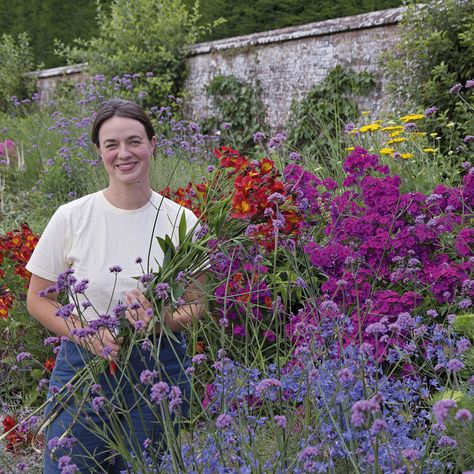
xmin=285 ymin=65 xmax=375 ymax=178
xmin=55 ymin=0 xmax=217 ymax=107
xmin=202 ymin=74 xmax=270 ymax=153
xmin=0 ymin=33 xmax=36 ymax=110
xmin=382 ymin=0 xmax=474 ymax=146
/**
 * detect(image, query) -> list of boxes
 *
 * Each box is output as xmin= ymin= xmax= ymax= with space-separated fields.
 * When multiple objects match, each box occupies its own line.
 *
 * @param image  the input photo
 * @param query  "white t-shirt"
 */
xmin=26 ymin=190 xmax=199 ymax=321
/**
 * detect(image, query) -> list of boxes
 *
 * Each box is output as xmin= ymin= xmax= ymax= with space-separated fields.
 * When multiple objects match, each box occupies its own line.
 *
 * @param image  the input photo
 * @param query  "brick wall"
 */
xmin=34 ymin=7 xmax=403 ymax=129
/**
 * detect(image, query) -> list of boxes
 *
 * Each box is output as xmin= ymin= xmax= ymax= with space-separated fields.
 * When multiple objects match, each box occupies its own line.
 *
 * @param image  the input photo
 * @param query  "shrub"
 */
xmin=0 ymin=33 xmax=36 ymax=111
xmin=55 ymin=0 xmax=212 ymax=107
xmin=382 ymin=0 xmax=474 ymax=144
xmin=286 ymin=65 xmax=375 ymax=178
xmin=202 ymin=74 xmax=270 ymax=153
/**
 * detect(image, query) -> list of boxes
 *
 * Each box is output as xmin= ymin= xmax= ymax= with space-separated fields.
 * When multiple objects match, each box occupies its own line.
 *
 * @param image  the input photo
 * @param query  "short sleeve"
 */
xmin=26 ymin=207 xmax=70 ymax=282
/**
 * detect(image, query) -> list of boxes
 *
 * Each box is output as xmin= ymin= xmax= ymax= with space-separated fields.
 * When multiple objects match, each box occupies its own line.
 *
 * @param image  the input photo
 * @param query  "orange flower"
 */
xmin=231 ymin=192 xmax=257 ymax=218
xmin=43 ymin=356 xmax=56 ymax=372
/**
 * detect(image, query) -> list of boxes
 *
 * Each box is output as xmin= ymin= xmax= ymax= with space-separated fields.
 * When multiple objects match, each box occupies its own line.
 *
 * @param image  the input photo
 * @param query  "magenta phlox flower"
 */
xmin=360 ymin=174 xmax=401 ymax=212
xmin=455 ymin=228 xmax=474 ymax=257
xmin=305 ymin=241 xmax=353 ymax=277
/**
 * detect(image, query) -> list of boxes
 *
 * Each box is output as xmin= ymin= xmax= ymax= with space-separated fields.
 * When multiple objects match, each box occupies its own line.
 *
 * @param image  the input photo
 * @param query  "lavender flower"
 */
xmin=274 ymin=415 xmax=287 ymax=428
xmin=446 ymin=358 xmax=464 ymax=372
xmin=424 ymin=105 xmax=438 ymax=117
xmin=465 ymin=79 xmax=474 ymax=89
xmin=155 ymin=282 xmax=170 ymax=300
xmin=109 ymin=265 xmax=122 ymax=273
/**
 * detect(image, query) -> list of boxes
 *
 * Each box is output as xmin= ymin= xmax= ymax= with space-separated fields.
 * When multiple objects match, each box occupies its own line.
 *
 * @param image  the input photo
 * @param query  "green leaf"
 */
xmin=178 ymin=211 xmax=187 ymax=245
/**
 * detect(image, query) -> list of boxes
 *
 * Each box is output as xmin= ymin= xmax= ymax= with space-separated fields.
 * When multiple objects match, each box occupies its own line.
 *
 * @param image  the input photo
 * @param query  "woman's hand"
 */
xmin=75 ymin=327 xmax=123 ymax=361
xmin=124 ymin=288 xmax=153 ymax=331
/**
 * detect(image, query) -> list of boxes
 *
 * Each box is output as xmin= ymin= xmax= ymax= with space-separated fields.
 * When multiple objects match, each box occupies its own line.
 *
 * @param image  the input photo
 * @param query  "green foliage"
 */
xmin=184 ymin=0 xmax=403 ymax=42
xmin=202 ymin=74 xmax=269 ymax=153
xmin=382 ymin=0 xmax=474 ymax=144
xmin=55 ymin=0 xmax=211 ymax=107
xmin=0 ymin=0 xmax=108 ymax=68
xmin=0 ymin=33 xmax=35 ymax=110
xmin=286 ymin=65 xmax=375 ymax=177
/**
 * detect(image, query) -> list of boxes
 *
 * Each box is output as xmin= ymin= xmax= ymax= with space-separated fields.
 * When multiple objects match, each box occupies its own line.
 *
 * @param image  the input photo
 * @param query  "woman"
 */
xmin=26 ymin=99 xmax=205 ymax=473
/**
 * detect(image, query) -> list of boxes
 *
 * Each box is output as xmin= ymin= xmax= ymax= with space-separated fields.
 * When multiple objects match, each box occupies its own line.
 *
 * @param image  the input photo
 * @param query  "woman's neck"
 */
xmin=103 ymin=184 xmax=153 ymax=210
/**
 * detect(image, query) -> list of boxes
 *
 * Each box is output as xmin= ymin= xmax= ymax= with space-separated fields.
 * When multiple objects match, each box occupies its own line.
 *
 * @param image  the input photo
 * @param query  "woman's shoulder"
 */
xmin=56 ymin=191 xmax=103 ymax=215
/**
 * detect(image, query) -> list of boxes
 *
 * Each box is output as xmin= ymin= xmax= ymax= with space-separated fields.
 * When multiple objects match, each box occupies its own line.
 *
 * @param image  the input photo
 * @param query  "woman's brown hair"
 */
xmin=91 ymin=99 xmax=155 ymax=146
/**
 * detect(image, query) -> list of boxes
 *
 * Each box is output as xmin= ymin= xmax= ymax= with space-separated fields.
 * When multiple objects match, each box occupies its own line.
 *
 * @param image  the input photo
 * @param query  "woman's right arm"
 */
xmin=27 ymin=274 xmax=122 ymax=360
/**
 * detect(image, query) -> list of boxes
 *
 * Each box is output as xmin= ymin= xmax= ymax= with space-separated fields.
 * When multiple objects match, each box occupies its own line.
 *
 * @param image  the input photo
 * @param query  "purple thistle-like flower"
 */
xmin=447 ymin=358 xmax=464 ymax=372
xmin=16 ymin=352 xmax=32 ymax=362
xmin=253 ymin=132 xmax=266 ymax=143
xmin=288 ymin=151 xmax=302 ymax=161
xmin=449 ymin=83 xmax=462 ymax=94
xmin=268 ymin=131 xmax=288 ymax=149
xmin=371 ymin=418 xmax=388 ymax=435
xmin=255 ymin=378 xmax=282 ymax=398
xmin=109 ymin=265 xmax=122 ymax=273
xmin=433 ymin=399 xmax=457 ymax=423
xmin=222 ymin=122 xmax=231 ymax=130
xmin=150 ymin=381 xmax=169 ymax=404
xmin=169 ymin=385 xmax=182 ymax=413
xmin=274 ymin=415 xmax=287 ymax=428
xmin=139 ymin=273 xmax=154 ymax=285
xmin=140 ymin=369 xmax=158 ymax=385
xmin=465 ymin=79 xmax=474 ymax=89
xmin=72 ymin=279 xmax=89 ymax=294
xmin=438 ymin=435 xmax=457 ymax=448
xmin=135 ymin=256 xmax=143 ymax=264
xmin=465 ymin=135 xmax=474 ymax=144
xmin=92 ymin=396 xmax=104 ymax=411
xmin=155 ymin=282 xmax=170 ymax=300
xmin=268 ymin=192 xmax=285 ymax=204
xmin=424 ymin=105 xmax=438 ymax=117
xmin=192 ymin=354 xmax=207 ymax=365
xmin=58 ymin=455 xmax=72 ymax=469
xmin=338 ymin=368 xmax=354 ymax=383
xmin=55 ymin=303 xmax=76 ymax=319
xmin=43 ymin=336 xmax=60 ymax=346
xmin=455 ymin=408 xmax=472 ymax=421
xmin=216 ymin=413 xmax=233 ymax=429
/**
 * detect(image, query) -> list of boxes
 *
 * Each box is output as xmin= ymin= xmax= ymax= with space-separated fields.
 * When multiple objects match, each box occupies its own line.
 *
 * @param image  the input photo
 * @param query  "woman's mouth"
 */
xmin=116 ymin=162 xmax=138 ymax=171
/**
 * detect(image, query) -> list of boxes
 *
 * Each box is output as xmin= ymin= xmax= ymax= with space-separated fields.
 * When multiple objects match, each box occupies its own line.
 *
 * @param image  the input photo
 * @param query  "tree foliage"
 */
xmin=183 ymin=0 xmax=403 ymax=42
xmin=0 ymin=33 xmax=35 ymax=110
xmin=55 ymin=0 xmax=209 ymax=106
xmin=0 ymin=0 xmax=106 ymax=68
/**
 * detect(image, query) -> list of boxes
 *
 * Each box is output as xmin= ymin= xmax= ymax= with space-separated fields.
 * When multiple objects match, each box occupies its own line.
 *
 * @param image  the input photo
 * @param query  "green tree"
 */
xmin=0 ymin=33 xmax=35 ymax=109
xmin=55 ymin=0 xmax=210 ymax=106
xmin=0 ymin=0 xmax=108 ymax=68
xmin=184 ymin=0 xmax=404 ymax=42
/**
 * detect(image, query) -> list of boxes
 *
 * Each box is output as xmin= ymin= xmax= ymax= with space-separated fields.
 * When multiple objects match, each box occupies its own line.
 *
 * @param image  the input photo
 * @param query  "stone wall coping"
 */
xmin=26 ymin=63 xmax=88 ymax=79
xmin=188 ymin=6 xmax=404 ymax=56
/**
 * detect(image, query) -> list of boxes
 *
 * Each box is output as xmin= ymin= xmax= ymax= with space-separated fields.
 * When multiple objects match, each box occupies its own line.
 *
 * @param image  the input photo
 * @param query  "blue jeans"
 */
xmin=43 ymin=334 xmax=190 ymax=473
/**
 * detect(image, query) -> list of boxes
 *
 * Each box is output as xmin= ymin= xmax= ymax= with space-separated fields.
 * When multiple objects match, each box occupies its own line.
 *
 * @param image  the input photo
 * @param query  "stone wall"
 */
xmin=184 ymin=7 xmax=403 ymax=129
xmin=34 ymin=7 xmax=403 ymax=128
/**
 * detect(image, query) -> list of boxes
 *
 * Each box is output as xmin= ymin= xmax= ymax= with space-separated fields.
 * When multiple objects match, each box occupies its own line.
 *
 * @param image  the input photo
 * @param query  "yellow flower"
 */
xmin=380 ymin=147 xmax=395 ymax=155
xmin=361 ymin=111 xmax=370 ymax=116
xmin=387 ymin=137 xmax=406 ymax=145
xmin=401 ymin=153 xmax=413 ymax=159
xmin=430 ymin=133 xmax=438 ymax=138
xmin=414 ymin=132 xmax=427 ymax=137
xmin=381 ymin=125 xmax=404 ymax=132
xmin=345 ymin=147 xmax=355 ymax=152
xmin=423 ymin=148 xmax=436 ymax=153
xmin=389 ymin=131 xmax=402 ymax=137
xmin=359 ymin=123 xmax=382 ymax=133
xmin=399 ymin=113 xmax=425 ymax=122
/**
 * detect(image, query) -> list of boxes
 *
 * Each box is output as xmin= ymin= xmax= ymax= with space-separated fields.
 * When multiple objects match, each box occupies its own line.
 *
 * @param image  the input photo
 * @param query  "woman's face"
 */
xmin=96 ymin=116 xmax=156 ymax=188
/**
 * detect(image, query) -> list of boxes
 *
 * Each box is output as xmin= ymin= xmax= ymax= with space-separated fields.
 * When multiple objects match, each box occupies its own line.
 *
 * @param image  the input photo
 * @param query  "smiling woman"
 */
xmin=25 ymin=99 xmax=205 ymax=473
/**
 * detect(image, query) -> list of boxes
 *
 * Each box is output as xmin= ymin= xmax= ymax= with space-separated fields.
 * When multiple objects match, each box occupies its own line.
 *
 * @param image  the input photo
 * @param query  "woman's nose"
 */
xmin=117 ymin=143 xmax=132 ymax=158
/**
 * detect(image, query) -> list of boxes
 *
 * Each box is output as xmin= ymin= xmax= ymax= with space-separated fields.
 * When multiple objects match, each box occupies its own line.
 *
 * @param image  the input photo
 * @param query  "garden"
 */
xmin=1 ymin=0 xmax=474 ymax=473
